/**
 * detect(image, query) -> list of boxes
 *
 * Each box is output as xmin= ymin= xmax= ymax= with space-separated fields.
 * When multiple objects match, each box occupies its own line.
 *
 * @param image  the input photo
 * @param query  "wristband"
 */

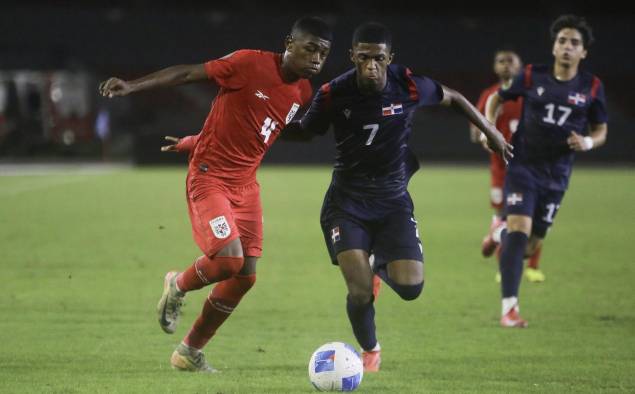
xmin=582 ymin=136 xmax=594 ymax=151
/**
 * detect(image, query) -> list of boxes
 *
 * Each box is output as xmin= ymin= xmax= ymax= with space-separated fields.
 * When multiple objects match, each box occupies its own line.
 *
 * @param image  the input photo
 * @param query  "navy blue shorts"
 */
xmin=319 ymin=184 xmax=423 ymax=266
xmin=504 ymin=164 xmax=566 ymax=238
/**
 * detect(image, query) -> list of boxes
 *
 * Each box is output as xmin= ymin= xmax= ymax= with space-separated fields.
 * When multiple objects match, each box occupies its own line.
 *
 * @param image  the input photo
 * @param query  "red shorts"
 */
xmin=489 ymin=153 xmax=507 ymax=209
xmin=186 ymin=173 xmax=263 ymax=258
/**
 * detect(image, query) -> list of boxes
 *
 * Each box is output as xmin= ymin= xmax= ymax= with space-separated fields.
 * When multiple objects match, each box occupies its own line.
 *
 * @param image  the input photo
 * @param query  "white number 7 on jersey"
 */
xmin=363 ymin=124 xmax=379 ymax=146
xmin=260 ymin=117 xmax=277 ymax=144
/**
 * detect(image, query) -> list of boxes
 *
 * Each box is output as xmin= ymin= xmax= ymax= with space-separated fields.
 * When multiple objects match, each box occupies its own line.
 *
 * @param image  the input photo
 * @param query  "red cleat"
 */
xmin=362 ymin=350 xmax=381 ymax=372
xmin=372 ymin=274 xmax=381 ymax=299
xmin=500 ymin=307 xmax=528 ymax=328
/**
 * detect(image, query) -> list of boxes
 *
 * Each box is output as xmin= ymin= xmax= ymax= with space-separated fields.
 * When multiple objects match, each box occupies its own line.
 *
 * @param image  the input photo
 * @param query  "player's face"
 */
xmin=350 ymin=43 xmax=393 ymax=93
xmin=284 ymin=32 xmax=331 ymax=79
xmin=552 ymin=28 xmax=587 ymax=68
xmin=493 ymin=52 xmax=521 ymax=81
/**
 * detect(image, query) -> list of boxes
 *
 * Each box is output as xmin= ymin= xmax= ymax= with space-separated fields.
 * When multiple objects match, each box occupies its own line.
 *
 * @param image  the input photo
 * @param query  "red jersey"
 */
xmin=476 ymin=82 xmax=522 ymax=142
xmin=188 ymin=50 xmax=313 ymax=186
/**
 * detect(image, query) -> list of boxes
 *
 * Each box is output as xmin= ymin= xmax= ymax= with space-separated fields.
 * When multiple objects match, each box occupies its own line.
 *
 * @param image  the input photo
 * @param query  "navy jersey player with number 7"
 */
xmin=284 ymin=22 xmax=512 ymax=372
xmin=485 ymin=15 xmax=608 ymax=328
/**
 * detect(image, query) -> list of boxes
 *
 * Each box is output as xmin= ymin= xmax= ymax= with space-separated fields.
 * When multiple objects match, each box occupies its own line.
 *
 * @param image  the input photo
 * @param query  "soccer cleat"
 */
xmin=525 ymin=267 xmax=546 ymax=283
xmin=157 ymin=271 xmax=185 ymax=334
xmin=372 ymin=274 xmax=381 ymax=299
xmin=362 ymin=350 xmax=381 ymax=372
xmin=170 ymin=343 xmax=218 ymax=373
xmin=500 ymin=306 xmax=528 ymax=328
xmin=482 ymin=218 xmax=505 ymax=257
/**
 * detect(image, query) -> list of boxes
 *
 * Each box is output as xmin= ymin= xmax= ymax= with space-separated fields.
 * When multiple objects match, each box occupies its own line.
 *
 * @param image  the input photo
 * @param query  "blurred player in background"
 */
xmin=486 ymin=15 xmax=608 ymax=327
xmin=471 ymin=50 xmax=546 ymax=283
xmin=284 ymin=22 xmax=512 ymax=372
xmin=99 ymin=16 xmax=332 ymax=372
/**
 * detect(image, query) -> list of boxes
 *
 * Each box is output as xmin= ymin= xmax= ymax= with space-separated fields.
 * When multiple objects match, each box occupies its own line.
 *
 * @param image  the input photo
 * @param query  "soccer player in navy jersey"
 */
xmin=284 ymin=22 xmax=512 ymax=372
xmin=485 ymin=15 xmax=608 ymax=327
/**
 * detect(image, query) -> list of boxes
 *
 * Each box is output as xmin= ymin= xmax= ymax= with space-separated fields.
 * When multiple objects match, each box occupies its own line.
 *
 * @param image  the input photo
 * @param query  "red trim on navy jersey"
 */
xmin=405 ymin=68 xmax=419 ymax=101
xmin=524 ymin=64 xmax=533 ymax=88
xmin=320 ymin=82 xmax=332 ymax=108
xmin=590 ymin=76 xmax=601 ymax=99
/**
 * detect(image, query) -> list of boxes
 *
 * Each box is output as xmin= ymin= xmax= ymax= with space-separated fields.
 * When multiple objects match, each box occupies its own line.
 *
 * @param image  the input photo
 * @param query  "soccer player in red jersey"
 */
xmin=471 ymin=50 xmax=546 ymax=283
xmin=99 ymin=17 xmax=332 ymax=372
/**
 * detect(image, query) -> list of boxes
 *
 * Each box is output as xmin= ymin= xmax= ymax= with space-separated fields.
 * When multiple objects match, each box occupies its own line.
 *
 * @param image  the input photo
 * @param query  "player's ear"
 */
xmin=580 ymin=48 xmax=587 ymax=59
xmin=349 ymin=49 xmax=355 ymax=63
xmin=285 ymin=35 xmax=294 ymax=51
xmin=387 ymin=52 xmax=394 ymax=65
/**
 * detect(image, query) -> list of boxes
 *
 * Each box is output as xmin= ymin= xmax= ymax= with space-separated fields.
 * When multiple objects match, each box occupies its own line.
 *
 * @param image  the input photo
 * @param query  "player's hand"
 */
xmin=99 ymin=77 xmax=133 ymax=98
xmin=161 ymin=136 xmax=181 ymax=152
xmin=567 ymin=131 xmax=593 ymax=152
xmin=482 ymin=128 xmax=514 ymax=164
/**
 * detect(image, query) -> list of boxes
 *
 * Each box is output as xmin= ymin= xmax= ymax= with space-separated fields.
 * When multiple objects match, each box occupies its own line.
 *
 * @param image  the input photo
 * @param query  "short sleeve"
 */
xmin=588 ymin=78 xmax=608 ymax=125
xmin=204 ymin=49 xmax=252 ymax=90
xmin=300 ymin=82 xmax=332 ymax=135
xmin=498 ymin=65 xmax=529 ymax=101
xmin=475 ymin=87 xmax=493 ymax=114
xmin=406 ymin=69 xmax=444 ymax=107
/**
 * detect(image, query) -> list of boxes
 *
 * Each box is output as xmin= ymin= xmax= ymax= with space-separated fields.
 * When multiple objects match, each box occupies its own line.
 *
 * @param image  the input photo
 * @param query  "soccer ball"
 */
xmin=308 ymin=342 xmax=363 ymax=392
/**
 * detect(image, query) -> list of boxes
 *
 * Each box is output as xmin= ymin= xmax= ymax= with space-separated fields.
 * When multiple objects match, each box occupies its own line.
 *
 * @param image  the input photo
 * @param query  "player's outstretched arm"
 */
xmin=161 ymin=134 xmax=201 ymax=153
xmin=99 ymin=64 xmax=207 ymax=98
xmin=567 ymin=123 xmax=608 ymax=152
xmin=441 ymin=86 xmax=513 ymax=163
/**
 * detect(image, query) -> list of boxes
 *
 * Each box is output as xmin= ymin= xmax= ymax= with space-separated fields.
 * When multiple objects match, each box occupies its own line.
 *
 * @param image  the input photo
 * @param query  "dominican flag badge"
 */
xmin=331 ymin=227 xmax=340 ymax=243
xmin=382 ymin=103 xmax=403 ymax=116
xmin=568 ymin=92 xmax=587 ymax=106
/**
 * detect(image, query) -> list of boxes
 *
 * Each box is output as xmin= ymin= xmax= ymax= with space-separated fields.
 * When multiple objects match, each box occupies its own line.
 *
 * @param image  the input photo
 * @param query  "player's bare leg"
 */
xmin=157 ymin=238 xmax=244 ymax=334
xmin=499 ymin=214 xmax=530 ymax=328
xmin=337 ymin=249 xmax=381 ymax=372
xmin=375 ymin=259 xmax=424 ymax=301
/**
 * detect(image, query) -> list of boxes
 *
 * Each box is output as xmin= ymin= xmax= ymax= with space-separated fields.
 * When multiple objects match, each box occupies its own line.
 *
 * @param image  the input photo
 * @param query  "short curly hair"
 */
xmin=550 ymin=14 xmax=595 ymax=48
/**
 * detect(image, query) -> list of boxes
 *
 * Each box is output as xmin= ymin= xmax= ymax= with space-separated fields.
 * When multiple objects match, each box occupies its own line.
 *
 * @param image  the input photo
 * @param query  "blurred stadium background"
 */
xmin=0 ymin=1 xmax=632 ymax=164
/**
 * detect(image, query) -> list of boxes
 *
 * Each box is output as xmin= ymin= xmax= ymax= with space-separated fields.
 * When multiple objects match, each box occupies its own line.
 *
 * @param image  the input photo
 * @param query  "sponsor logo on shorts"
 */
xmin=507 ymin=193 xmax=524 ymax=206
xmin=331 ymin=227 xmax=340 ymax=244
xmin=210 ymin=216 xmax=231 ymax=239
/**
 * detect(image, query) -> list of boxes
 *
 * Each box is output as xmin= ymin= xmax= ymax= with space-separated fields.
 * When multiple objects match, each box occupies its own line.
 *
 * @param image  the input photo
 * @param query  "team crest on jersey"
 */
xmin=382 ymin=103 xmax=403 ymax=116
xmin=285 ymin=103 xmax=300 ymax=124
xmin=343 ymin=109 xmax=351 ymax=119
xmin=537 ymin=87 xmax=545 ymax=96
xmin=210 ymin=216 xmax=231 ymax=239
xmin=568 ymin=92 xmax=587 ymax=106
xmin=506 ymin=193 xmax=524 ymax=206
xmin=331 ymin=226 xmax=341 ymax=244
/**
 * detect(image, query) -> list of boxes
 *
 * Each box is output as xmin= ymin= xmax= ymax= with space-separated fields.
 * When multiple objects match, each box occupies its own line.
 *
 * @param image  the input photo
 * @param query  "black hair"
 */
xmin=290 ymin=16 xmax=333 ymax=42
xmin=550 ymin=14 xmax=594 ymax=48
xmin=352 ymin=22 xmax=392 ymax=49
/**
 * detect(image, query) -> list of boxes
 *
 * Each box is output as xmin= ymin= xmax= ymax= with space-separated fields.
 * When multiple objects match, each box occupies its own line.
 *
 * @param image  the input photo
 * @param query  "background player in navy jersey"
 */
xmin=284 ymin=22 xmax=512 ymax=372
xmin=471 ymin=50 xmax=547 ymax=283
xmin=485 ymin=15 xmax=608 ymax=328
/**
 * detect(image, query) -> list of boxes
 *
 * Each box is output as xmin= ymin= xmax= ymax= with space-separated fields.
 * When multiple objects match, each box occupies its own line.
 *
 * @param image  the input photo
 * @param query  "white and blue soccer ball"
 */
xmin=308 ymin=342 xmax=363 ymax=392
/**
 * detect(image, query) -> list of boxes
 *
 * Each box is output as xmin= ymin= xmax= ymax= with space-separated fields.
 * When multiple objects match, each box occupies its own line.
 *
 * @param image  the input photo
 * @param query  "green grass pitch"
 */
xmin=1 ymin=165 xmax=633 ymax=393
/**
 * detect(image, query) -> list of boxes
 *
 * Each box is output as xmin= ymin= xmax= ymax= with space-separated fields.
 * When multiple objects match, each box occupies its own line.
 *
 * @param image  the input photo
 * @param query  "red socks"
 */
xmin=183 ymin=274 xmax=256 ymax=349
xmin=176 ymin=255 xmax=244 ymax=292
xmin=527 ymin=245 xmax=542 ymax=269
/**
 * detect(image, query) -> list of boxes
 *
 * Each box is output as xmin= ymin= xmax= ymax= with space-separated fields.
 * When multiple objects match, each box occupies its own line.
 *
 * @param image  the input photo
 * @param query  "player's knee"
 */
xmin=215 ymin=255 xmax=245 ymax=278
xmin=394 ymin=281 xmax=424 ymax=301
xmin=348 ymin=289 xmax=373 ymax=305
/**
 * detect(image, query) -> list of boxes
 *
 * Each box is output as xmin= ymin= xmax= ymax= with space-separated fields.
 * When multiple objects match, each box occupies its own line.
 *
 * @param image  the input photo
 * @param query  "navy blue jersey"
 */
xmin=301 ymin=64 xmax=444 ymax=199
xmin=499 ymin=64 xmax=608 ymax=169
